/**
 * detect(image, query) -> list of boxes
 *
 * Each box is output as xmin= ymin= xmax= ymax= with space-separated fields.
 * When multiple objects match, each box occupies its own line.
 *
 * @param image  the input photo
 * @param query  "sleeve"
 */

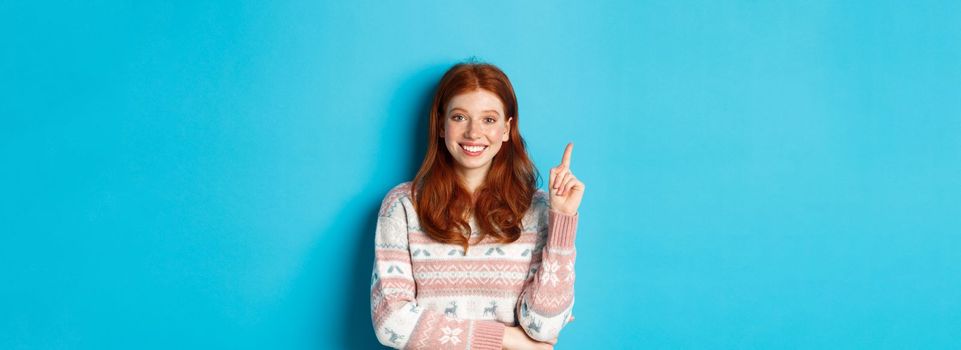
xmin=370 ymin=191 xmax=506 ymax=350
xmin=515 ymin=208 xmax=578 ymax=342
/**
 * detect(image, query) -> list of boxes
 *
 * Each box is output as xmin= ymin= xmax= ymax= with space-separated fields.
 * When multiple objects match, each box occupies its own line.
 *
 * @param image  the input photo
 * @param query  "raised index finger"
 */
xmin=560 ymin=142 xmax=573 ymax=168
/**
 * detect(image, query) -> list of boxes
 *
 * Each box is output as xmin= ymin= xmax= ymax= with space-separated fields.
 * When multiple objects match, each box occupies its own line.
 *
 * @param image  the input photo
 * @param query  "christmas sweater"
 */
xmin=370 ymin=182 xmax=578 ymax=349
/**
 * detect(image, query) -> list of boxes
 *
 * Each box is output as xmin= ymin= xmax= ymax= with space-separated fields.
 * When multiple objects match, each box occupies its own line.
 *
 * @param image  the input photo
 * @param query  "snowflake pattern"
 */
xmin=439 ymin=326 xmax=462 ymax=345
xmin=565 ymin=260 xmax=575 ymax=282
xmin=540 ymin=259 xmax=560 ymax=287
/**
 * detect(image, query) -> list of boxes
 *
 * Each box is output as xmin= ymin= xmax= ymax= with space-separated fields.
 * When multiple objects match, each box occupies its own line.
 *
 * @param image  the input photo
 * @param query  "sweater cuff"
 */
xmin=470 ymin=320 xmax=506 ymax=350
xmin=548 ymin=210 xmax=578 ymax=248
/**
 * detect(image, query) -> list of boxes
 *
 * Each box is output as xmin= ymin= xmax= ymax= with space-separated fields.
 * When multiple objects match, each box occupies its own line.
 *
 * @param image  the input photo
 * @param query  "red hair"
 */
xmin=412 ymin=62 xmax=538 ymax=251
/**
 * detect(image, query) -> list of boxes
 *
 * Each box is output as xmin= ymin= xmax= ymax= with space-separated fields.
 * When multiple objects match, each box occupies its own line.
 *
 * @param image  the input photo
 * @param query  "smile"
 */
xmin=459 ymin=143 xmax=488 ymax=156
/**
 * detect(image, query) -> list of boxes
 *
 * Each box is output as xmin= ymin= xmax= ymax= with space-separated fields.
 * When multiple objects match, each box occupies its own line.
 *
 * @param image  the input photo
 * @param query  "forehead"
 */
xmin=445 ymin=89 xmax=505 ymax=114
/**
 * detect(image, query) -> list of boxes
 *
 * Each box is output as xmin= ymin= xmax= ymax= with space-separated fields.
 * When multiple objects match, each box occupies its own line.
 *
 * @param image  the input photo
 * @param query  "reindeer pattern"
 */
xmin=483 ymin=301 xmax=498 ymax=317
xmin=527 ymin=318 xmax=543 ymax=334
xmin=443 ymin=301 xmax=458 ymax=317
xmin=383 ymin=328 xmax=405 ymax=344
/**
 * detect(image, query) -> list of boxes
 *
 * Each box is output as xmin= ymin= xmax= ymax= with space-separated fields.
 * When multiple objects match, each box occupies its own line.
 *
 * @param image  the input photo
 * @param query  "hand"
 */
xmin=502 ymin=326 xmax=554 ymax=350
xmin=548 ymin=143 xmax=585 ymax=215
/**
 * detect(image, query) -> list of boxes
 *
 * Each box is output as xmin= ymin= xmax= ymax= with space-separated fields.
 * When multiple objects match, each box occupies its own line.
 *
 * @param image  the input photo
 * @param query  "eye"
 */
xmin=451 ymin=114 xmax=465 ymax=121
xmin=484 ymin=117 xmax=496 ymax=124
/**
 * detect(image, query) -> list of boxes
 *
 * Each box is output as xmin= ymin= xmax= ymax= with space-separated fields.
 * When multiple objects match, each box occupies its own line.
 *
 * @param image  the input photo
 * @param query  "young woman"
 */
xmin=370 ymin=62 xmax=584 ymax=350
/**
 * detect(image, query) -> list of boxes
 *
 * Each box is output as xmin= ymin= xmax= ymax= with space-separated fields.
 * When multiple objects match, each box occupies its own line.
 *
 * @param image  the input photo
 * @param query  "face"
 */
xmin=441 ymin=89 xmax=511 ymax=174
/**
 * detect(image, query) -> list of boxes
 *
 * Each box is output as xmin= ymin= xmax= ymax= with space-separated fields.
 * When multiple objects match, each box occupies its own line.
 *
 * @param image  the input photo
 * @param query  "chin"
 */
xmin=459 ymin=161 xmax=485 ymax=169
xmin=456 ymin=158 xmax=491 ymax=169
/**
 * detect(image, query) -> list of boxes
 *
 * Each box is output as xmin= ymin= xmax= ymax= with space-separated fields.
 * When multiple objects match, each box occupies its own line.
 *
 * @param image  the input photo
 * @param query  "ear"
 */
xmin=502 ymin=117 xmax=512 ymax=142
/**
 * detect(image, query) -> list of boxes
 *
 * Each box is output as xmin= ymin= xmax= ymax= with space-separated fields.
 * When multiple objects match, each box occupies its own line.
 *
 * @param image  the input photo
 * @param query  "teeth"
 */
xmin=461 ymin=144 xmax=487 ymax=153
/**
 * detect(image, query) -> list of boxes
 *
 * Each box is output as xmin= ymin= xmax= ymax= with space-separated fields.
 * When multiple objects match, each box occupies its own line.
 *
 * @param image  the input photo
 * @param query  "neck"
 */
xmin=455 ymin=165 xmax=490 ymax=195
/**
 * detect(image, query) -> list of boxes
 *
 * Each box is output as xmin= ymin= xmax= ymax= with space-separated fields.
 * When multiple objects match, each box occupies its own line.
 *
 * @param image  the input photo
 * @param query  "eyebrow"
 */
xmin=448 ymin=107 xmax=501 ymax=116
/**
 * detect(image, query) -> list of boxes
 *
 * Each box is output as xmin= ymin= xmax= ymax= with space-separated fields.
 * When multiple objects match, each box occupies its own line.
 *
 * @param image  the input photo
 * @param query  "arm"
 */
xmin=515 ymin=142 xmax=584 ymax=341
xmin=515 ymin=209 xmax=578 ymax=342
xmin=370 ymin=191 xmax=505 ymax=349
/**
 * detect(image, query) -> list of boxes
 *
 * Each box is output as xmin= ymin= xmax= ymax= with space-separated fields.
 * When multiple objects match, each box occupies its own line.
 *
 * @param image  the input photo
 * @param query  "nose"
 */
xmin=464 ymin=119 xmax=481 ymax=139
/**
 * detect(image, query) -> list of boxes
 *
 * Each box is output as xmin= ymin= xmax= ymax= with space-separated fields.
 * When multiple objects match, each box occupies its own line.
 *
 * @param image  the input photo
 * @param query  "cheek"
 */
xmin=442 ymin=125 xmax=458 ymax=149
xmin=442 ymin=123 xmax=456 ymax=141
xmin=487 ymin=125 xmax=506 ymax=138
xmin=445 ymin=121 xmax=467 ymax=137
xmin=495 ymin=125 xmax=510 ymax=142
xmin=487 ymin=126 xmax=507 ymax=150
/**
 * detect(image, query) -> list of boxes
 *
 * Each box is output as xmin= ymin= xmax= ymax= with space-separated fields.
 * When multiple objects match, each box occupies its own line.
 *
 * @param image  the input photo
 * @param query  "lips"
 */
xmin=459 ymin=143 xmax=488 ymax=156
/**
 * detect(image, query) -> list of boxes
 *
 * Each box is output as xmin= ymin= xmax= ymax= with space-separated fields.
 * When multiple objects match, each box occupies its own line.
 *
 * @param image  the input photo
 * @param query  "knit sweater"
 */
xmin=370 ymin=182 xmax=578 ymax=349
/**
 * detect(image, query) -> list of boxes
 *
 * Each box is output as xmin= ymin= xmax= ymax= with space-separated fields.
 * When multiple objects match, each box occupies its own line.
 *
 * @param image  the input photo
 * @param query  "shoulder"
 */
xmin=532 ymin=188 xmax=549 ymax=208
xmin=528 ymin=189 xmax=551 ymax=217
xmin=378 ymin=181 xmax=413 ymax=218
xmin=523 ymin=189 xmax=551 ymax=231
xmin=386 ymin=181 xmax=413 ymax=199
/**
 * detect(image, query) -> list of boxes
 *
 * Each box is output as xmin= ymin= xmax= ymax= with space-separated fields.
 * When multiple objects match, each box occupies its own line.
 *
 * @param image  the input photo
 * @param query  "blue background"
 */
xmin=2 ymin=1 xmax=960 ymax=349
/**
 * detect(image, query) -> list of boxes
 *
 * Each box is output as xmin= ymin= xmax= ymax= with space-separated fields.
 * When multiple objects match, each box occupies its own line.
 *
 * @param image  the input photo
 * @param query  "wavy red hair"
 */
xmin=412 ymin=62 xmax=538 ymax=251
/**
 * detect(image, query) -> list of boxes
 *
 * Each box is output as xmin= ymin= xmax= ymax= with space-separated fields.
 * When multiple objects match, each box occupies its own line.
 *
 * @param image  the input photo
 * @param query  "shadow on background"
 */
xmin=331 ymin=63 xmax=448 ymax=349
